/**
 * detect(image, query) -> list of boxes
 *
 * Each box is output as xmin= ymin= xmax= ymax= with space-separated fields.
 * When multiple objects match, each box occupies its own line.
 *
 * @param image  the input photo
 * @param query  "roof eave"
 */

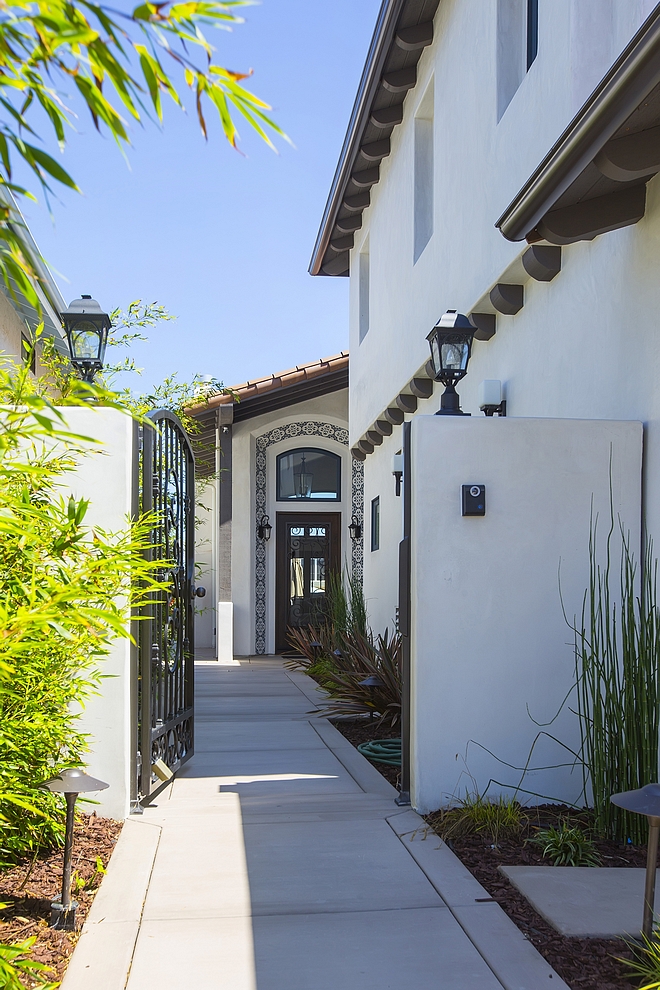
xmin=309 ymin=0 xmax=405 ymax=276
xmin=496 ymin=3 xmax=660 ymax=242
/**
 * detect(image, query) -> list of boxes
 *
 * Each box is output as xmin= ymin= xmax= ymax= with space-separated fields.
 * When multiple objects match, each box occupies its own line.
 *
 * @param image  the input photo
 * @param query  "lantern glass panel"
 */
xmin=441 ymin=340 xmax=469 ymax=372
xmin=70 ymin=322 xmax=102 ymax=362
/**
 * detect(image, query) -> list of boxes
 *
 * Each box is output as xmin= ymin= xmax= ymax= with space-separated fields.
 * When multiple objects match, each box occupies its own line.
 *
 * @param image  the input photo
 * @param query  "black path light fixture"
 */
xmin=426 ymin=309 xmax=475 ymax=416
xmin=42 ymin=768 xmax=109 ymax=930
xmin=610 ymin=783 xmax=660 ymax=938
xmin=257 ymin=514 xmax=272 ymax=541
xmin=61 ymin=295 xmax=112 ymax=383
xmin=349 ymin=515 xmax=362 ymax=540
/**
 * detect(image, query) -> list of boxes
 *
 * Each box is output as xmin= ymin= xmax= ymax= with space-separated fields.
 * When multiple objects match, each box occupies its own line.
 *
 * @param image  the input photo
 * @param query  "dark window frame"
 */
xmin=526 ymin=0 xmax=539 ymax=70
xmin=276 ymin=446 xmax=342 ymax=503
xmin=371 ymin=496 xmax=380 ymax=552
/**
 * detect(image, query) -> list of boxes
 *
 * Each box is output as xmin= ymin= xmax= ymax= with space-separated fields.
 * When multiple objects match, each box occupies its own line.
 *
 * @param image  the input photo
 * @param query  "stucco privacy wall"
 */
xmin=230 ymin=390 xmax=349 ymax=655
xmin=408 ymin=415 xmax=643 ymax=814
xmin=58 ymin=407 xmax=135 ymax=820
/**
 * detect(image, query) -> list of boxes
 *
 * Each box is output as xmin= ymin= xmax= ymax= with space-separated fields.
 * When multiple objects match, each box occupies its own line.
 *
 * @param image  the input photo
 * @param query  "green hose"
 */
xmin=357 ymin=738 xmax=402 ymax=767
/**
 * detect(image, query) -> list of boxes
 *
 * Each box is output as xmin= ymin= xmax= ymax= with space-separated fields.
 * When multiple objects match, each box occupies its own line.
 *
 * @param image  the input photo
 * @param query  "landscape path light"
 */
xmin=426 ymin=310 xmax=475 ymax=416
xmin=359 ymin=673 xmax=385 ymax=720
xmin=42 ymin=767 xmax=108 ymax=931
xmin=610 ymin=783 xmax=660 ymax=938
xmin=60 ymin=295 xmax=112 ymax=384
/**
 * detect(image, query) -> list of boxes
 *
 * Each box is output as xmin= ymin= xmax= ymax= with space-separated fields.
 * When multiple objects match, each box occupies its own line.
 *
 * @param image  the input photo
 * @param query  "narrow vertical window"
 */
xmin=414 ymin=82 xmax=434 ymax=263
xmin=526 ymin=0 xmax=539 ymax=69
xmin=497 ymin=0 xmax=538 ymax=121
xmin=359 ymin=240 xmax=370 ymax=342
xmin=371 ymin=496 xmax=380 ymax=552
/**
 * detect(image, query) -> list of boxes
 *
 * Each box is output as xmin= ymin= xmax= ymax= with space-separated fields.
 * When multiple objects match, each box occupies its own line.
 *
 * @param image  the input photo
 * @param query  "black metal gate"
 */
xmin=136 ymin=409 xmax=196 ymax=801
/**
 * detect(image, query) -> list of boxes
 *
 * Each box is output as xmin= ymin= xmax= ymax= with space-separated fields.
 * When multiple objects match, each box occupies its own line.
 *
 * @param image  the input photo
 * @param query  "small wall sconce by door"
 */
xmin=479 ymin=380 xmax=507 ymax=417
xmin=392 ymin=452 xmax=403 ymax=496
xmin=42 ymin=768 xmax=109 ymax=930
xmin=349 ymin=515 xmax=362 ymax=540
xmin=257 ymin=515 xmax=272 ymax=541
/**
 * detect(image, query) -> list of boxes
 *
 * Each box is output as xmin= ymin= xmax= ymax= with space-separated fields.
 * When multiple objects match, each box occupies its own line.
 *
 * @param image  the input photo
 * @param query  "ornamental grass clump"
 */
xmin=618 ymin=929 xmax=660 ymax=989
xmin=570 ymin=514 xmax=660 ymax=843
xmin=434 ymin=792 xmax=526 ymax=846
xmin=527 ymin=823 xmax=600 ymax=866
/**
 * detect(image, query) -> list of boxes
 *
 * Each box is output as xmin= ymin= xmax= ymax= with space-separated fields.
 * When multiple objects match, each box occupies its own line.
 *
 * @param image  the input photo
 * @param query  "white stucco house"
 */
xmin=311 ymin=0 xmax=660 ymax=811
xmin=192 ymin=353 xmax=363 ymax=659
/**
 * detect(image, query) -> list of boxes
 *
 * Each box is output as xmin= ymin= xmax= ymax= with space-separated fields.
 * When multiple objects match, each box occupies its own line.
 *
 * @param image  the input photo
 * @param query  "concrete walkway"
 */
xmin=63 ymin=658 xmax=569 ymax=989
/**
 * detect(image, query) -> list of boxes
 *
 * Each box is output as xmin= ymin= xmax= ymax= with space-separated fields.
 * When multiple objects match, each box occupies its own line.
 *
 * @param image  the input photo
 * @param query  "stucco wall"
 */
xmin=409 ymin=415 xmax=642 ymax=813
xmin=229 ymin=389 xmax=350 ymax=655
xmin=59 ymin=407 xmax=136 ymax=820
xmin=347 ymin=0 xmax=660 ymax=645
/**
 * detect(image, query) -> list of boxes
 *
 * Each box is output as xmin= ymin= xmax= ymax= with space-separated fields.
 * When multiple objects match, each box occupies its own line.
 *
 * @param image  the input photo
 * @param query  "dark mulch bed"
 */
xmin=423 ymin=805 xmax=646 ymax=990
xmin=0 ymin=813 xmax=122 ymax=983
xmin=330 ymin=718 xmax=644 ymax=989
xmin=331 ymin=717 xmax=401 ymax=788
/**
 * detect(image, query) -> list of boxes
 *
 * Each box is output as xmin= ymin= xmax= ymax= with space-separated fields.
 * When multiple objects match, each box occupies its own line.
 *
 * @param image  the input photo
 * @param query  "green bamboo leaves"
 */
xmin=0 ymin=1 xmax=286 ymax=303
xmin=0 ymin=354 xmax=170 ymax=863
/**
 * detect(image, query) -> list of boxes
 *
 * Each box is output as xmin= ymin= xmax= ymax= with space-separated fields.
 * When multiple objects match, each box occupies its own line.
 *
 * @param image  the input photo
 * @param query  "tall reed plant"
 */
xmin=572 ymin=519 xmax=660 ymax=842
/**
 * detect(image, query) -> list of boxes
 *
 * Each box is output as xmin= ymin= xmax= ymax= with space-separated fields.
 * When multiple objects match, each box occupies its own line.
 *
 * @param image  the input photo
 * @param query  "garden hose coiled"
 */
xmin=357 ymin=738 xmax=402 ymax=767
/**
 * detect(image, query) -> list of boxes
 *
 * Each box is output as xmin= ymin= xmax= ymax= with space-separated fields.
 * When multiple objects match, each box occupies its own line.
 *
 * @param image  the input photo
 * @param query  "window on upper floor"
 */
xmin=414 ymin=80 xmax=434 ymax=263
xmin=497 ymin=0 xmax=539 ymax=122
xmin=359 ymin=238 xmax=370 ymax=342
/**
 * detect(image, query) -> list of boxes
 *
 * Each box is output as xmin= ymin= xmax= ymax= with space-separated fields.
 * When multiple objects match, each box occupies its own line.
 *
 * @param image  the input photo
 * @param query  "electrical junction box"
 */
xmin=462 ymin=484 xmax=485 ymax=516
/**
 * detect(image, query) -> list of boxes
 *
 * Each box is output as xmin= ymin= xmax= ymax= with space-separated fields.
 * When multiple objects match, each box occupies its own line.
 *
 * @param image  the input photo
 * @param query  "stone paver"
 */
xmin=63 ymin=657 xmax=569 ymax=990
xmin=502 ymin=864 xmax=658 ymax=936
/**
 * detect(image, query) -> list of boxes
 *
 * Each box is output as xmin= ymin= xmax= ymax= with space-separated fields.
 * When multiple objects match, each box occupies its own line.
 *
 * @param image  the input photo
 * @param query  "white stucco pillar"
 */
xmin=217 ymin=601 xmax=237 ymax=663
xmin=60 ymin=406 xmax=137 ymax=821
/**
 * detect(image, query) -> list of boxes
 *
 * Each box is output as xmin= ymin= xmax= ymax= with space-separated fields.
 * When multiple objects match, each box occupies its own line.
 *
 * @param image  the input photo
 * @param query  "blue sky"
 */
xmin=21 ymin=1 xmax=381 ymax=391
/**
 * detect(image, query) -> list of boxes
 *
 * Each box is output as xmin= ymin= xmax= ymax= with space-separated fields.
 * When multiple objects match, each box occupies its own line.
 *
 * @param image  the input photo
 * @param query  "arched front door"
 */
xmin=275 ymin=512 xmax=341 ymax=653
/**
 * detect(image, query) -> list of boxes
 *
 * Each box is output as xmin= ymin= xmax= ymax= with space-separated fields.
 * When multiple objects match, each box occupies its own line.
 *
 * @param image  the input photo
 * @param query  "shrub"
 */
xmin=618 ymin=929 xmax=660 ymax=989
xmin=0 ymin=358 xmax=166 ymax=863
xmin=286 ymin=623 xmax=402 ymax=728
xmin=0 ymin=937 xmax=58 ymax=989
xmin=435 ymin=793 xmax=526 ymax=845
xmin=527 ymin=823 xmax=600 ymax=866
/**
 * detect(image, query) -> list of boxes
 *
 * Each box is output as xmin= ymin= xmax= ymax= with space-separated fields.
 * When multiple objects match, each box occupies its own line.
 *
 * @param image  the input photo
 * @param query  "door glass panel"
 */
xmin=290 ymin=557 xmax=304 ymax=599
xmin=287 ymin=522 xmax=330 ymax=630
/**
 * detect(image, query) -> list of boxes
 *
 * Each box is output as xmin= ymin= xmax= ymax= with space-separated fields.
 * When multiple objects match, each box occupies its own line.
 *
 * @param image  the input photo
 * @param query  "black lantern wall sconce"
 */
xmin=426 ymin=310 xmax=475 ymax=416
xmin=257 ymin=515 xmax=272 ymax=541
xmin=60 ymin=295 xmax=112 ymax=384
xmin=349 ymin=515 xmax=362 ymax=540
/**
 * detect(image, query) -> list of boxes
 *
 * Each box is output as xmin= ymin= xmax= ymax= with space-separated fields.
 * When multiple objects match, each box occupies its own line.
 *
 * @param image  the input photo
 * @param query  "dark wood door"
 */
xmin=275 ymin=513 xmax=341 ymax=654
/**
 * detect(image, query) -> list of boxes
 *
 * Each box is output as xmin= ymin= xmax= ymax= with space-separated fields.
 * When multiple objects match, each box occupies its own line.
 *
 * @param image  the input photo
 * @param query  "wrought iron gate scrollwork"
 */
xmin=136 ymin=409 xmax=195 ymax=800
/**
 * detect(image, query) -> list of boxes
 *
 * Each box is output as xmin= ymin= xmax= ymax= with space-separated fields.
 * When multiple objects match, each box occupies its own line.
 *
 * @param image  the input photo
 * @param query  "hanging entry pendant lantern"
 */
xmin=294 ymin=453 xmax=313 ymax=498
xmin=426 ymin=310 xmax=475 ymax=416
xmin=61 ymin=295 xmax=111 ymax=383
